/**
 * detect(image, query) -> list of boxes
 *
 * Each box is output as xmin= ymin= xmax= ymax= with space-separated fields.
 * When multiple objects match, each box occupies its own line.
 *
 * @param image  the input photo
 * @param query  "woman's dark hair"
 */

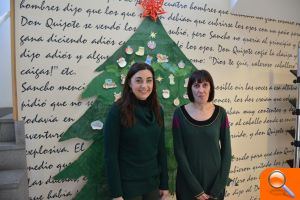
xmin=117 ymin=62 xmax=163 ymax=127
xmin=187 ymin=69 xmax=215 ymax=102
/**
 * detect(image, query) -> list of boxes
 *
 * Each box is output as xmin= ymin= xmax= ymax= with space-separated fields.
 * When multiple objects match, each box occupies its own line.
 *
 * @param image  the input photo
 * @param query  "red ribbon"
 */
xmin=140 ymin=0 xmax=166 ymax=21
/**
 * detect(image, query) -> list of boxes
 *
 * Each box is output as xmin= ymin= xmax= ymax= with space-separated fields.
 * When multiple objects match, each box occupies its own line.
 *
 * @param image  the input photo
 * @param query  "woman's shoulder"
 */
xmin=173 ymin=104 xmax=186 ymax=115
xmin=108 ymin=102 xmax=121 ymax=114
xmin=214 ymin=104 xmax=227 ymax=116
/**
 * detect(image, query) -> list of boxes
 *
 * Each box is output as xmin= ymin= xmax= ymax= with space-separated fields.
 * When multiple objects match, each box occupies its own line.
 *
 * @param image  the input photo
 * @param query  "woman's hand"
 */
xmin=159 ymin=190 xmax=169 ymax=200
xmin=196 ymin=193 xmax=210 ymax=200
xmin=112 ymin=197 xmax=124 ymax=200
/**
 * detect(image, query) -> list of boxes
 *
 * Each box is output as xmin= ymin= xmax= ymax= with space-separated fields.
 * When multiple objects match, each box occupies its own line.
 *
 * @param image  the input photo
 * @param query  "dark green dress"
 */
xmin=172 ymin=105 xmax=231 ymax=199
xmin=104 ymin=100 xmax=168 ymax=199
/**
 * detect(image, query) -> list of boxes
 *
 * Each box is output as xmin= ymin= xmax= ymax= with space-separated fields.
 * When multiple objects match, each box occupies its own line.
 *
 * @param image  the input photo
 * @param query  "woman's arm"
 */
xmin=172 ymin=109 xmax=204 ymax=197
xmin=158 ymin=108 xmax=169 ymax=190
xmin=209 ymin=109 xmax=232 ymax=197
xmin=104 ymin=104 xmax=123 ymax=198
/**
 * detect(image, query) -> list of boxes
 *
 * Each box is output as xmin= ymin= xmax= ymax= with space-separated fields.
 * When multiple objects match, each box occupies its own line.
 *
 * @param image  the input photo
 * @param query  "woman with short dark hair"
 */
xmin=172 ymin=69 xmax=231 ymax=200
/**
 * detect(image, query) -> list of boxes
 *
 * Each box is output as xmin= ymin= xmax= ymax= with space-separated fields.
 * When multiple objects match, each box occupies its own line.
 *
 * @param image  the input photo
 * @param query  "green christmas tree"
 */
xmin=54 ymin=11 xmax=198 ymax=199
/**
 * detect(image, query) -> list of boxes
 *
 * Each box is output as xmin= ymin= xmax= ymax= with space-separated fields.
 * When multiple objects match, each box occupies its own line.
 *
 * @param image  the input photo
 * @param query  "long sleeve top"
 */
xmin=104 ymin=100 xmax=168 ymax=198
xmin=172 ymin=104 xmax=231 ymax=199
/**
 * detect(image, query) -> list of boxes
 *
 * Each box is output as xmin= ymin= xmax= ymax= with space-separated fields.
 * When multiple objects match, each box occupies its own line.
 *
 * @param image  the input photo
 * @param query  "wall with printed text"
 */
xmin=14 ymin=0 xmax=300 ymax=199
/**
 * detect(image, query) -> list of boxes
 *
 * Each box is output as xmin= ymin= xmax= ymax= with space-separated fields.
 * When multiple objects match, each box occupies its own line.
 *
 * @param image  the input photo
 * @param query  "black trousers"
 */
xmin=126 ymin=189 xmax=160 ymax=200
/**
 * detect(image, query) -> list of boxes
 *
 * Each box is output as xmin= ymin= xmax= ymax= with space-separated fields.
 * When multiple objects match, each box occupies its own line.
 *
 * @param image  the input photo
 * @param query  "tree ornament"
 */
xmin=125 ymin=46 xmax=133 ymax=54
xmin=140 ymin=0 xmax=166 ymax=21
xmin=183 ymin=93 xmax=189 ymax=99
xmin=169 ymin=74 xmax=175 ymax=85
xmin=121 ymin=74 xmax=126 ymax=85
xmin=145 ymin=55 xmax=153 ymax=65
xmin=184 ymin=77 xmax=189 ymax=87
xmin=135 ymin=46 xmax=145 ymax=56
xmin=156 ymin=75 xmax=163 ymax=82
xmin=157 ymin=53 xmax=168 ymax=63
xmin=91 ymin=120 xmax=103 ymax=130
xmin=103 ymin=79 xmax=117 ymax=89
xmin=178 ymin=60 xmax=185 ymax=68
xmin=117 ymin=57 xmax=127 ymax=68
xmin=173 ymin=97 xmax=180 ymax=106
xmin=147 ymin=40 xmax=156 ymax=49
xmin=114 ymin=92 xmax=122 ymax=102
xmin=150 ymin=31 xmax=157 ymax=38
xmin=162 ymin=89 xmax=170 ymax=99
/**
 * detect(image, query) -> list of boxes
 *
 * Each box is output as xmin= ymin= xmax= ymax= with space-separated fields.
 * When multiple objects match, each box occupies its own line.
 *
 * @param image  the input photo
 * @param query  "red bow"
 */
xmin=140 ymin=0 xmax=166 ymax=21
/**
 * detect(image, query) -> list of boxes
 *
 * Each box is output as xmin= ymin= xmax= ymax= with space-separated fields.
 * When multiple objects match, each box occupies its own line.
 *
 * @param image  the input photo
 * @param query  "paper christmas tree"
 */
xmin=55 ymin=2 xmax=197 ymax=199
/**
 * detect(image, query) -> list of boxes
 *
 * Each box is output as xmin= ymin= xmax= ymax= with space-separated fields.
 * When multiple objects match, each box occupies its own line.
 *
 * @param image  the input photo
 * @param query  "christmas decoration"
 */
xmin=125 ymin=46 xmax=133 ymax=54
xmin=135 ymin=46 xmax=145 ymax=56
xmin=162 ymin=89 xmax=170 ymax=99
xmin=173 ymin=97 xmax=180 ymax=106
xmin=117 ymin=57 xmax=127 ymax=68
xmin=150 ymin=31 xmax=157 ymax=38
xmin=91 ymin=120 xmax=103 ymax=130
xmin=178 ymin=60 xmax=185 ymax=69
xmin=54 ymin=2 xmax=199 ymax=199
xmin=140 ymin=0 xmax=166 ymax=21
xmin=147 ymin=40 xmax=156 ymax=49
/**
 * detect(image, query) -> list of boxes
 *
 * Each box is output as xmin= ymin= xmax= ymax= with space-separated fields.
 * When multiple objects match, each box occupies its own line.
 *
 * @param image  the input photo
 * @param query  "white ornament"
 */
xmin=184 ymin=78 xmax=189 ymax=87
xmin=183 ymin=93 xmax=189 ymax=99
xmin=114 ymin=92 xmax=122 ymax=102
xmin=169 ymin=74 xmax=175 ymax=85
xmin=91 ymin=120 xmax=103 ymax=130
xmin=173 ymin=98 xmax=180 ymax=106
xmin=117 ymin=57 xmax=127 ymax=68
xmin=121 ymin=74 xmax=126 ymax=85
xmin=178 ymin=60 xmax=185 ymax=68
xmin=162 ymin=89 xmax=170 ymax=99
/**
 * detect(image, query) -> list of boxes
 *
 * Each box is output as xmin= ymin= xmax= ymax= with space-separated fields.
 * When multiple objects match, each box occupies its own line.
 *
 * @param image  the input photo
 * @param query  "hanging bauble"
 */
xmin=117 ymin=57 xmax=127 ymax=68
xmin=173 ymin=97 xmax=180 ymax=106
xmin=125 ymin=46 xmax=134 ymax=54
xmin=162 ymin=89 xmax=170 ymax=99
xmin=178 ymin=60 xmax=185 ymax=68
xmin=147 ymin=40 xmax=156 ymax=49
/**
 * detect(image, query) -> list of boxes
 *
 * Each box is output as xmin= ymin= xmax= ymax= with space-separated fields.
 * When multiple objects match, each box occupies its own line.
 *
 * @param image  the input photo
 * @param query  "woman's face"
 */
xmin=129 ymin=69 xmax=153 ymax=100
xmin=192 ymin=81 xmax=210 ymax=104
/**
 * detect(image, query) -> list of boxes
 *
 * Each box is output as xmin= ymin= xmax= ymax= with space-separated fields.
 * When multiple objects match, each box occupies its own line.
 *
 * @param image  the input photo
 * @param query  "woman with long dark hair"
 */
xmin=104 ymin=62 xmax=169 ymax=200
